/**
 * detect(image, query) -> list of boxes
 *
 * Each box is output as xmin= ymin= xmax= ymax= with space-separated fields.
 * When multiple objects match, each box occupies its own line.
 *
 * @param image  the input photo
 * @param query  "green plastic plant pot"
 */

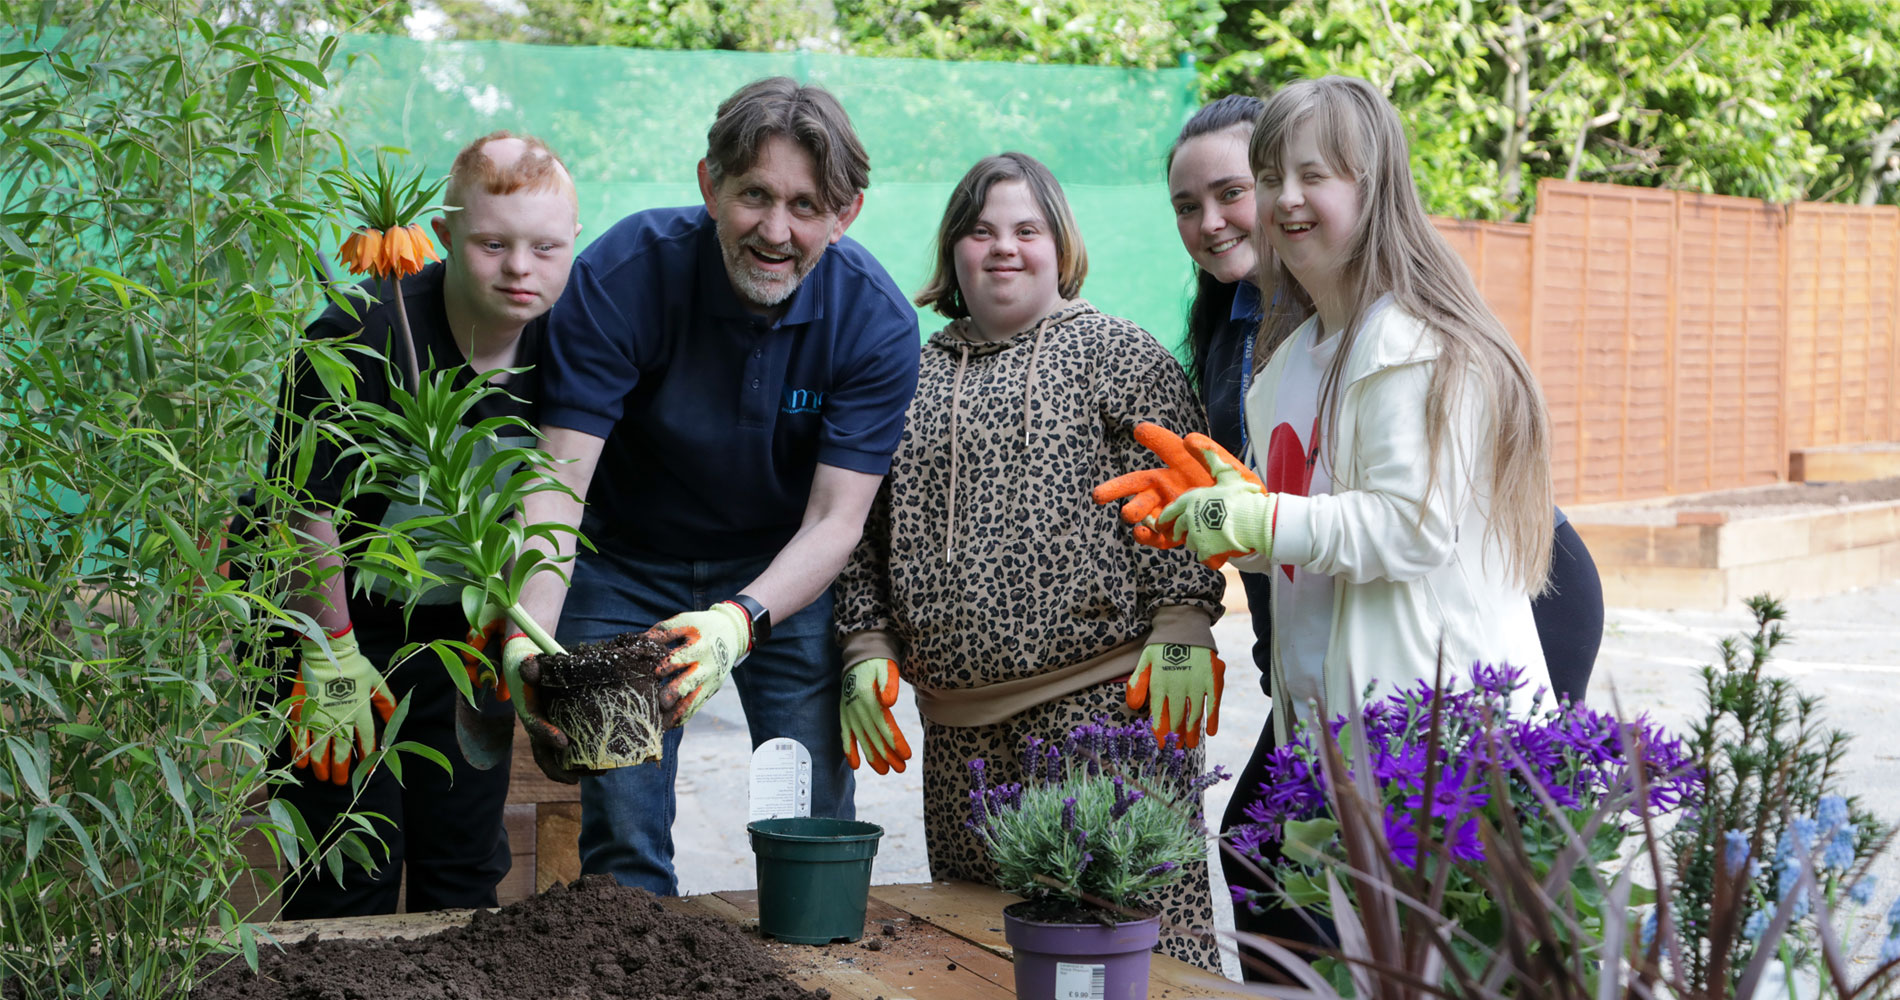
xmin=747 ymin=817 xmax=884 ymax=944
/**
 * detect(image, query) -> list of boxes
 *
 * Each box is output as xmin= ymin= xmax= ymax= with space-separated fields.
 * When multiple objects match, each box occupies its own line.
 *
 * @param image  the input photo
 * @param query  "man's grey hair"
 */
xmin=704 ymin=77 xmax=870 ymax=213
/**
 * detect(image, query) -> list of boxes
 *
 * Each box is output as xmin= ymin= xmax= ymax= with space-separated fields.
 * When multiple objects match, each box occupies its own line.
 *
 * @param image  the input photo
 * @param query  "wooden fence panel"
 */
xmin=1670 ymin=193 xmax=1787 ymax=492
xmin=1532 ymin=181 xmax=1677 ymax=504
xmin=1786 ymin=203 xmax=1900 ymax=449
xmin=1434 ymin=218 xmax=1534 ymax=358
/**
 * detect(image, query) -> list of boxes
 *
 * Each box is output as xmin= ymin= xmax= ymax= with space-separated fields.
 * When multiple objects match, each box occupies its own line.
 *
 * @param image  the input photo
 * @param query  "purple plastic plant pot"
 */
xmin=1003 ymin=902 xmax=1161 ymax=1000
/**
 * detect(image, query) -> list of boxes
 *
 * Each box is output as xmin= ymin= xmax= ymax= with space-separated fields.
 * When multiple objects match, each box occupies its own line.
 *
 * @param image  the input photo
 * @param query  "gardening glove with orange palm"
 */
xmin=460 ymin=600 xmax=511 ymax=701
xmin=287 ymin=625 xmax=396 ymax=786
xmin=840 ymin=658 xmax=911 ymax=775
xmin=1127 ymin=642 xmax=1225 ymax=750
xmin=1092 ymin=422 xmax=1218 ymax=548
xmin=501 ymin=632 xmax=585 ymax=784
xmin=1155 ymin=433 xmax=1278 ymax=570
xmin=648 ymin=601 xmax=752 ymax=728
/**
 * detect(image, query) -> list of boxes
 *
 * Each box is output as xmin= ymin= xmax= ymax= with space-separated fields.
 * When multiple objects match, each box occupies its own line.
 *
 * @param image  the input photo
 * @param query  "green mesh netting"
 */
xmin=329 ymin=34 xmax=1202 ymax=351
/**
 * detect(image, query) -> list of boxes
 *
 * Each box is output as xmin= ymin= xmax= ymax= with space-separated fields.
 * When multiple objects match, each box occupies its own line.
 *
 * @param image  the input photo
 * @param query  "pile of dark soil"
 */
xmin=190 ymin=875 xmax=827 ymax=1000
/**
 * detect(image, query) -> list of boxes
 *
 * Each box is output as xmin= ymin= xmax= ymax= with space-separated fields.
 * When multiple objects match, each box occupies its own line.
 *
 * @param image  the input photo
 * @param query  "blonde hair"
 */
xmin=915 ymin=152 xmax=1087 ymax=318
xmin=445 ymin=130 xmax=575 ymax=210
xmin=1250 ymin=76 xmax=1553 ymax=592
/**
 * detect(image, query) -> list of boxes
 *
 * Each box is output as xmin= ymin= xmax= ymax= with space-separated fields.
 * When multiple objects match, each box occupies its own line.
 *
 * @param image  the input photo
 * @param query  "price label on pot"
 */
xmin=1054 ymin=962 xmax=1106 ymax=1000
xmin=748 ymin=737 xmax=812 ymax=822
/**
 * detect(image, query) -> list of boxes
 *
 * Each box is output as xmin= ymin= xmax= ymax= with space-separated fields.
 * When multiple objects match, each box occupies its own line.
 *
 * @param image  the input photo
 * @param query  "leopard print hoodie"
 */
xmin=834 ymin=301 xmax=1224 ymax=715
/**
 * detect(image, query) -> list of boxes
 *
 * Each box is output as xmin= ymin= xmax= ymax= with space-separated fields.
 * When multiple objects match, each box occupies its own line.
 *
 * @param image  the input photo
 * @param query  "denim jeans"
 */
xmin=560 ymin=535 xmax=855 ymax=895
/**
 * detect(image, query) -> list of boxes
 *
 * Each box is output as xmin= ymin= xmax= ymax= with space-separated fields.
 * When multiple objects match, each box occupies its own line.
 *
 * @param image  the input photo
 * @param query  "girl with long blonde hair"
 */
xmin=1103 ymin=74 xmax=1568 ymax=747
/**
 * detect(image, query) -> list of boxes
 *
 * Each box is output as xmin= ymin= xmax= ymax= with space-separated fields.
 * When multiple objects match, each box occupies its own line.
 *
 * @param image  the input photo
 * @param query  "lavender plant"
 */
xmin=968 ymin=721 xmax=1229 ymax=914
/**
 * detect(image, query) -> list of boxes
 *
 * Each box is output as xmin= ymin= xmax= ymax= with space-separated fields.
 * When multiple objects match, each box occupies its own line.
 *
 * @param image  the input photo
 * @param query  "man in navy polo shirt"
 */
xmin=507 ymin=77 xmax=921 ymax=895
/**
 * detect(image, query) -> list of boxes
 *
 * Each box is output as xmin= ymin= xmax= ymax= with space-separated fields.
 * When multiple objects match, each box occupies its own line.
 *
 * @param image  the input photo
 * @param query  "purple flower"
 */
xmin=1402 ymin=764 xmax=1490 ymax=821
xmin=1228 ymin=822 xmax=1279 ymax=859
xmin=1444 ymin=815 xmax=1486 ymax=862
xmin=1060 ymin=796 xmax=1077 ymax=831
xmin=1384 ymin=806 xmax=1422 ymax=870
xmin=1142 ymin=862 xmax=1179 ymax=878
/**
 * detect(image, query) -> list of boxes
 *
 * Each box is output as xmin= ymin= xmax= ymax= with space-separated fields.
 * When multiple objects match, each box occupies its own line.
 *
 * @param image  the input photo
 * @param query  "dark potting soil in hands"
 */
xmin=535 ymin=630 xmax=668 ymax=689
xmin=189 ymin=875 xmax=827 ymax=1000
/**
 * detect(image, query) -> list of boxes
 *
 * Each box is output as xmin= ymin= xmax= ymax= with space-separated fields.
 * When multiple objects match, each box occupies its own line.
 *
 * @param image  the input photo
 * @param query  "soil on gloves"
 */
xmin=190 ymin=875 xmax=828 ymax=1000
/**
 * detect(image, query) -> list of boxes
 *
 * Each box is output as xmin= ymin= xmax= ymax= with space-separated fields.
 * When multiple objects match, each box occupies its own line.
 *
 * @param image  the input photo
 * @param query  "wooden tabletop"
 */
xmin=258 ymin=880 xmax=1260 ymax=999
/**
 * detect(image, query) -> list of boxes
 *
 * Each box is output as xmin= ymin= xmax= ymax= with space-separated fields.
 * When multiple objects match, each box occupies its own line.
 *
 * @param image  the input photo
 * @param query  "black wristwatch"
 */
xmin=728 ymin=593 xmax=772 ymax=645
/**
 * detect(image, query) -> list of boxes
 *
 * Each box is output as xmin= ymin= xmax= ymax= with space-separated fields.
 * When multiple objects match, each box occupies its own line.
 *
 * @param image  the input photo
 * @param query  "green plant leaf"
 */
xmin=1282 ymin=817 xmax=1340 ymax=865
xmin=5 ymin=736 xmax=49 ymax=803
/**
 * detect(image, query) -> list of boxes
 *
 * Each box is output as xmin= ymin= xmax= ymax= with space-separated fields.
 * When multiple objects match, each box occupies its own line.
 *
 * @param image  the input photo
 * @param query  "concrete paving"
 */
xmin=668 ymin=578 xmax=1900 ymax=979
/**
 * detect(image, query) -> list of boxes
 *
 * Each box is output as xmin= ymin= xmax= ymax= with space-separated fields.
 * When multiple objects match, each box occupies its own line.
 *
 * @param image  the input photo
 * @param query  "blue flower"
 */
xmin=1818 ymin=795 xmax=1849 ymax=835
xmin=1743 ymin=910 xmax=1770 ymax=941
xmin=1850 ymin=877 xmax=1877 ymax=906
xmin=1823 ymin=826 xmax=1857 ymax=872
xmin=1724 ymin=830 xmax=1751 ymax=872
xmin=1883 ymin=935 xmax=1900 ymax=964
xmin=1791 ymin=816 xmax=1820 ymax=853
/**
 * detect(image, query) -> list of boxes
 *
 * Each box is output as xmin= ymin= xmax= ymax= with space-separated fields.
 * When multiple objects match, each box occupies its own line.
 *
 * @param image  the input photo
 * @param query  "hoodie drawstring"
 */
xmin=946 ymin=341 xmax=970 ymax=560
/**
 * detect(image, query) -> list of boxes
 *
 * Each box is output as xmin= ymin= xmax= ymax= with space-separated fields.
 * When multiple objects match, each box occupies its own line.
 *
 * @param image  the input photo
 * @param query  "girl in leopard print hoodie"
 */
xmin=833 ymin=153 xmax=1228 ymax=970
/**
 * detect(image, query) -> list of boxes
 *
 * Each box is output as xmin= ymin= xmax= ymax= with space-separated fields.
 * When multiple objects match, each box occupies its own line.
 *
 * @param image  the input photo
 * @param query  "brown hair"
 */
xmin=915 ymin=152 xmax=1087 ymax=319
xmin=704 ymin=77 xmax=870 ymax=213
xmin=444 ymin=130 xmax=574 ymax=209
xmin=1250 ymin=76 xmax=1553 ymax=591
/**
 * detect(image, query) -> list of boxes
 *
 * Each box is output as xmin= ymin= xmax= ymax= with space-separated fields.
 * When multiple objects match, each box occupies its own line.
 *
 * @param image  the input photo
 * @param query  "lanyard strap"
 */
xmin=1238 ymin=327 xmax=1254 ymax=460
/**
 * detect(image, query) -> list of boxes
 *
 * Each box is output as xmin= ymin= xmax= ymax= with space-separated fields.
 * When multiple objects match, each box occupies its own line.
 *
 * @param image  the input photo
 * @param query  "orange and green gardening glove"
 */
xmin=500 ymin=631 xmax=587 ymax=784
xmin=648 ymin=601 xmax=754 ymax=727
xmin=287 ymin=624 xmax=397 ymax=785
xmin=460 ymin=600 xmax=511 ymax=701
xmin=1126 ymin=642 xmax=1225 ymax=750
xmin=1154 ymin=432 xmax=1277 ymax=570
xmin=840 ymin=658 xmax=912 ymax=775
xmin=1092 ymin=422 xmax=1219 ymax=548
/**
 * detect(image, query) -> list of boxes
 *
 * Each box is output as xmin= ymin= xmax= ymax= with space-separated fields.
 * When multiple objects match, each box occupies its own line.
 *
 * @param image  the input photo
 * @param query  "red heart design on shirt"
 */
xmin=1264 ymin=419 xmax=1319 ymax=581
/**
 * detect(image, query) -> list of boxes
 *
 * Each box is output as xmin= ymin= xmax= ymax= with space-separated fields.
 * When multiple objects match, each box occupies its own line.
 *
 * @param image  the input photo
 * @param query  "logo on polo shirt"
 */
xmin=781 ymin=387 xmax=826 ymax=414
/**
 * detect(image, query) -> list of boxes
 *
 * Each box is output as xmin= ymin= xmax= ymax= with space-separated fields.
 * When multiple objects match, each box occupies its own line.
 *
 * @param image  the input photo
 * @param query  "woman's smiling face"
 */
xmin=1169 ymin=123 xmax=1258 ymax=286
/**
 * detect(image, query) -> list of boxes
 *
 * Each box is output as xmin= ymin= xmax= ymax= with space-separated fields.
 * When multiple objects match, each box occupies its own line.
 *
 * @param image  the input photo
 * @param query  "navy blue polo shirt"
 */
xmin=541 ymin=205 xmax=921 ymax=559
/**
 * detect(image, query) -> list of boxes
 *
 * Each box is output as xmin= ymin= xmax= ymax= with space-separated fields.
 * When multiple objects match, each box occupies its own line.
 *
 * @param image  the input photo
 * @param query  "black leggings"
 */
xmin=1534 ymin=519 xmax=1603 ymax=703
xmin=1219 ymin=518 xmax=1604 ymax=980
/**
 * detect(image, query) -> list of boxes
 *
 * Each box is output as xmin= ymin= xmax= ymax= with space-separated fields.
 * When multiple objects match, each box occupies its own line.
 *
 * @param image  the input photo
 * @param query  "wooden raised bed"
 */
xmin=259 ymin=879 xmax=1255 ymax=999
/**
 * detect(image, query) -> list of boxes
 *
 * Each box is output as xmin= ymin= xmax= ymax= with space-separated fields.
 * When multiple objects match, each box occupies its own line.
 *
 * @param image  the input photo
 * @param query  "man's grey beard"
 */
xmin=716 ymin=223 xmax=816 ymax=309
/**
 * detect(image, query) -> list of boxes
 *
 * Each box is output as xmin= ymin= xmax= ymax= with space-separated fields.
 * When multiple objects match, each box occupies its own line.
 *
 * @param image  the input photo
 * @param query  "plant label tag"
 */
xmin=1054 ymin=961 xmax=1106 ymax=1000
xmin=748 ymin=737 xmax=812 ymax=822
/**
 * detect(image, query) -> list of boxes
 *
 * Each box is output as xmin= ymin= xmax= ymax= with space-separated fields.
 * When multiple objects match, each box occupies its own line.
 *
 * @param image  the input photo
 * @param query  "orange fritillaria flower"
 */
xmin=338 ymin=223 xmax=440 ymax=279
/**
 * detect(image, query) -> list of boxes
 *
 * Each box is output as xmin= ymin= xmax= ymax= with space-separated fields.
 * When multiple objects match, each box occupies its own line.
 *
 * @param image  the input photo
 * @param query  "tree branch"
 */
xmin=1858 ymin=118 xmax=1900 ymax=205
